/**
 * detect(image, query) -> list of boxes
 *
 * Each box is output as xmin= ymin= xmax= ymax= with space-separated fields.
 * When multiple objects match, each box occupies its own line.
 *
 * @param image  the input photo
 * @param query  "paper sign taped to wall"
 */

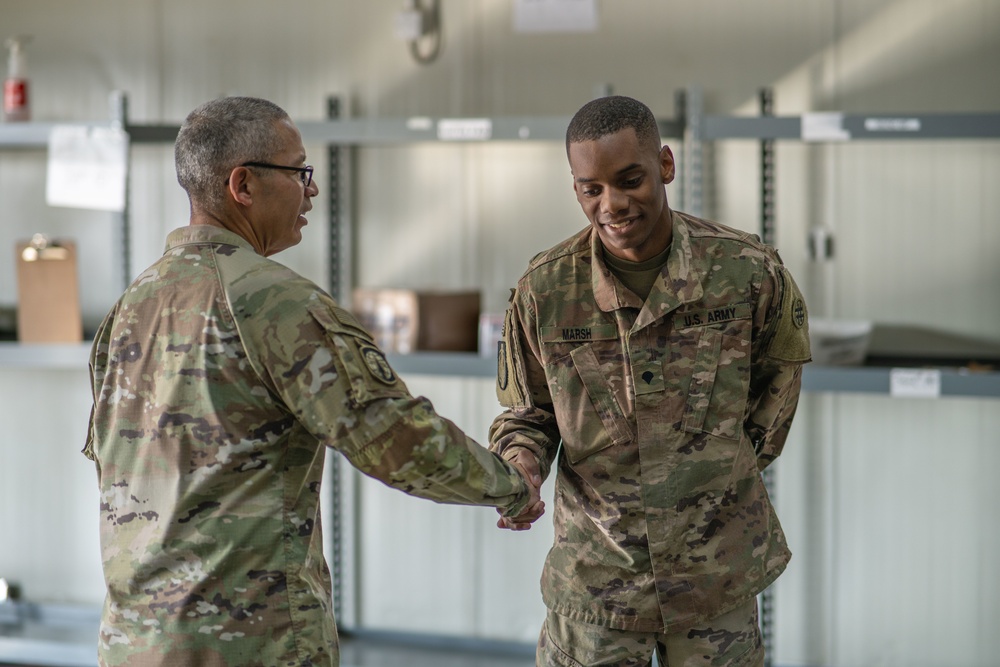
xmin=46 ymin=125 xmax=129 ymax=212
xmin=514 ymin=0 xmax=598 ymax=33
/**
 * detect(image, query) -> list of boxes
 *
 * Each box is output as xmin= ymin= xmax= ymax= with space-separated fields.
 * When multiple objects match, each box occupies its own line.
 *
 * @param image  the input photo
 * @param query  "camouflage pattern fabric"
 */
xmin=538 ymin=598 xmax=763 ymax=667
xmin=84 ymin=225 xmax=530 ymax=667
xmin=491 ymin=210 xmax=810 ymax=633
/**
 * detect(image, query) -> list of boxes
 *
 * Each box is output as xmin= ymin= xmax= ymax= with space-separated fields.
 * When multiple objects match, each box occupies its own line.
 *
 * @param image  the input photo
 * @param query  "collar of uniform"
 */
xmin=590 ymin=231 xmax=644 ymax=312
xmin=589 ymin=210 xmax=704 ymax=321
xmin=637 ymin=209 xmax=704 ymax=327
xmin=164 ymin=224 xmax=257 ymax=254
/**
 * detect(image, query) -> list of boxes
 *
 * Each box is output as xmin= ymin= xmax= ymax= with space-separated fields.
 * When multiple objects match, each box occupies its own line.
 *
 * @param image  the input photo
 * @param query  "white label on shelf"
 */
xmin=513 ymin=0 xmax=598 ymax=33
xmin=46 ymin=125 xmax=129 ymax=212
xmin=437 ymin=118 xmax=493 ymax=141
xmin=865 ymin=117 xmax=921 ymax=132
xmin=801 ymin=113 xmax=850 ymax=142
xmin=406 ymin=116 xmax=434 ymax=132
xmin=890 ymin=368 xmax=942 ymax=399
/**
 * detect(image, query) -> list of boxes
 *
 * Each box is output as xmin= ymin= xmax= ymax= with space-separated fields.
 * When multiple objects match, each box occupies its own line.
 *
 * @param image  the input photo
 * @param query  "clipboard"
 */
xmin=15 ymin=234 xmax=83 ymax=343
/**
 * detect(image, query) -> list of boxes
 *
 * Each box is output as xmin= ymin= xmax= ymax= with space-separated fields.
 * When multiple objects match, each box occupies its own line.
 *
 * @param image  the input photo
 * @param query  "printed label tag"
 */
xmin=890 ymin=368 xmax=941 ymax=399
xmin=438 ymin=119 xmax=492 ymax=141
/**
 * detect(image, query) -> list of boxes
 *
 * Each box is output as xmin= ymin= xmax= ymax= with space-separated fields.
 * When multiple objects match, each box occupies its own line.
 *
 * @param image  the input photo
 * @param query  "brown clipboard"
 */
xmin=15 ymin=235 xmax=83 ymax=343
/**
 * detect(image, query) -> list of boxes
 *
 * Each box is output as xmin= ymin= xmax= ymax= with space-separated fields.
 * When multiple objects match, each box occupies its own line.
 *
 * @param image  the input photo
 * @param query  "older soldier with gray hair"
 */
xmin=490 ymin=95 xmax=810 ymax=666
xmin=84 ymin=96 xmax=542 ymax=667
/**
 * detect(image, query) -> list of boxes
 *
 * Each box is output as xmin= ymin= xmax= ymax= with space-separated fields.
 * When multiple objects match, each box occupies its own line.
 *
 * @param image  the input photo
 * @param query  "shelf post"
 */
xmin=758 ymin=86 xmax=776 ymax=667
xmin=110 ymin=90 xmax=132 ymax=291
xmin=325 ymin=95 xmax=346 ymax=626
xmin=679 ymin=86 xmax=705 ymax=219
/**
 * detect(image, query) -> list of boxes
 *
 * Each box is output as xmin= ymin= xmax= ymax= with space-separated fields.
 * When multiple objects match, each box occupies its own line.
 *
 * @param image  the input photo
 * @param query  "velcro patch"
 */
xmin=359 ymin=345 xmax=397 ymax=385
xmin=308 ymin=303 xmax=408 ymax=404
xmin=496 ymin=306 xmax=530 ymax=409
xmin=766 ymin=267 xmax=811 ymax=363
xmin=674 ymin=302 xmax=751 ymax=329
xmin=540 ymin=323 xmax=617 ymax=343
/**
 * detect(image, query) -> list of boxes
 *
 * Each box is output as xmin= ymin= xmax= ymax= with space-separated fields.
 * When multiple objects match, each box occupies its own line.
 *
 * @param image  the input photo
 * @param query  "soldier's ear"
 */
xmin=228 ymin=166 xmax=254 ymax=206
xmin=659 ymin=145 xmax=675 ymax=185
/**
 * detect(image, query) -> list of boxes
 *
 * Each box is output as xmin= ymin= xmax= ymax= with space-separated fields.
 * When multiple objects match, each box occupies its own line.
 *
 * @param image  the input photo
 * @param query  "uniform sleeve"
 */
xmin=237 ymin=288 xmax=532 ymax=518
xmin=488 ymin=288 xmax=561 ymax=481
xmin=83 ymin=305 xmax=117 ymax=464
xmin=746 ymin=258 xmax=811 ymax=470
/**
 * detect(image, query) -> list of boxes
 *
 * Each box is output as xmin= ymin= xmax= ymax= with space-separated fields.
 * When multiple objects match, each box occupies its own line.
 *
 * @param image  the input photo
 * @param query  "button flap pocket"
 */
xmin=563 ymin=344 xmax=632 ymax=464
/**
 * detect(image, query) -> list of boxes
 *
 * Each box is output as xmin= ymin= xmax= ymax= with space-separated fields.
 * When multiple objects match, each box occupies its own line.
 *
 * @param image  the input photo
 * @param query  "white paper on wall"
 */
xmin=46 ymin=125 xmax=129 ymax=212
xmin=513 ymin=0 xmax=598 ymax=34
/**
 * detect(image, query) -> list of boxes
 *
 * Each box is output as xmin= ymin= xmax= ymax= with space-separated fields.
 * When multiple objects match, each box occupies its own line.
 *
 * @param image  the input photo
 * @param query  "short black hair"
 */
xmin=565 ymin=95 xmax=661 ymax=153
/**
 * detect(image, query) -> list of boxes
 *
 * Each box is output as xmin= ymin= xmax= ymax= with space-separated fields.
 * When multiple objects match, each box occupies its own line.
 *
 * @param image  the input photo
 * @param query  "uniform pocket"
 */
xmin=681 ymin=328 xmax=749 ymax=439
xmin=557 ymin=343 xmax=632 ymax=464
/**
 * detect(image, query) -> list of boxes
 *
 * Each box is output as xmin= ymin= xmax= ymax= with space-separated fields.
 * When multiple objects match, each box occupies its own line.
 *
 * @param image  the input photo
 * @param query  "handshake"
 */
xmin=498 ymin=448 xmax=546 ymax=532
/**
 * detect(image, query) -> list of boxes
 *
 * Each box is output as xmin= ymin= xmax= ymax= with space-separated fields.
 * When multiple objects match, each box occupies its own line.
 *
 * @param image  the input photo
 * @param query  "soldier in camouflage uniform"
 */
xmin=489 ymin=96 xmax=810 ymax=666
xmin=83 ymin=96 xmax=542 ymax=667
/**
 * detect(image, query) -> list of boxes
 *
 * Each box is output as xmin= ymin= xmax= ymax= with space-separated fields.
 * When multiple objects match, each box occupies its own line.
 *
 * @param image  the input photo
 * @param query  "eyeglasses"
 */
xmin=241 ymin=161 xmax=314 ymax=188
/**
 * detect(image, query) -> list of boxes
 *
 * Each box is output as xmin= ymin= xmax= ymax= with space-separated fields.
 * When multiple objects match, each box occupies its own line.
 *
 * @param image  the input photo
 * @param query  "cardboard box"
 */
xmin=352 ymin=289 xmax=481 ymax=353
xmin=15 ymin=237 xmax=83 ymax=343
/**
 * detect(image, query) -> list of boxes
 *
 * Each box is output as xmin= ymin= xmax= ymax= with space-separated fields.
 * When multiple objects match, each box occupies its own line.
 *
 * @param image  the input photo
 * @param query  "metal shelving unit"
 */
xmin=2 ymin=100 xmax=999 ymax=387
xmin=0 ymin=121 xmax=112 ymax=146
xmin=0 ymin=341 xmax=91 ymax=369
xmin=296 ymin=115 xmax=684 ymax=145
xmin=3 ymin=94 xmax=1000 ymax=400
xmin=679 ymin=92 xmax=1000 ymax=402
xmin=702 ymin=111 xmax=1000 ymax=141
xmin=384 ymin=353 xmax=1000 ymax=399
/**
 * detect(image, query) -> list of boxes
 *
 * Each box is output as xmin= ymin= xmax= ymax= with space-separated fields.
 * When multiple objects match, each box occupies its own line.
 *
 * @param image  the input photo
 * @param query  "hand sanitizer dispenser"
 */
xmin=3 ymin=36 xmax=31 ymax=122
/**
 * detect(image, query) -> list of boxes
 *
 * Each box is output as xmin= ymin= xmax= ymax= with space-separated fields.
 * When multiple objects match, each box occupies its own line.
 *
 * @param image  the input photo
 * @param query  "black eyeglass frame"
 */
xmin=241 ymin=161 xmax=314 ymax=188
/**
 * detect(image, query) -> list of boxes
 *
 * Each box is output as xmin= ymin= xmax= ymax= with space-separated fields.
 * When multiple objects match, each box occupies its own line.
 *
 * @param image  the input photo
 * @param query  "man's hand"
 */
xmin=498 ymin=449 xmax=545 ymax=531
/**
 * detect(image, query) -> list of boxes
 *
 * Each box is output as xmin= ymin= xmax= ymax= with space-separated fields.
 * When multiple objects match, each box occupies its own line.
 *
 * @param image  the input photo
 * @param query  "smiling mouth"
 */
xmin=603 ymin=218 xmax=635 ymax=231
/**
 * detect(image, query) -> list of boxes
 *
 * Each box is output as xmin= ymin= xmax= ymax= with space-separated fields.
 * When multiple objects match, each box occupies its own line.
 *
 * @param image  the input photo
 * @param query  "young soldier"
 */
xmin=490 ymin=95 xmax=810 ymax=666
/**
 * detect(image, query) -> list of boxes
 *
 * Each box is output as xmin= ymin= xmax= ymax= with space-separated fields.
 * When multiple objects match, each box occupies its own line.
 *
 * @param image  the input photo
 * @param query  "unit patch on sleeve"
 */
xmin=497 ymin=340 xmax=509 ymax=391
xmin=496 ymin=305 xmax=530 ymax=409
xmin=765 ymin=267 xmax=811 ymax=363
xmin=793 ymin=297 xmax=806 ymax=328
xmin=359 ymin=345 xmax=397 ymax=385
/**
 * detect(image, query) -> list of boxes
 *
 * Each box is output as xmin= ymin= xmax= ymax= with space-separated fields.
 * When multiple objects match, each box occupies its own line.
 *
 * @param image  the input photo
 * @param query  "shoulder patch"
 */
xmin=359 ymin=345 xmax=397 ymax=384
xmin=766 ymin=267 xmax=811 ymax=363
xmin=792 ymin=296 xmax=806 ymax=329
xmin=496 ymin=304 xmax=530 ymax=409
xmin=307 ymin=303 xmax=409 ymax=404
xmin=309 ymin=302 xmax=375 ymax=341
xmin=497 ymin=340 xmax=510 ymax=391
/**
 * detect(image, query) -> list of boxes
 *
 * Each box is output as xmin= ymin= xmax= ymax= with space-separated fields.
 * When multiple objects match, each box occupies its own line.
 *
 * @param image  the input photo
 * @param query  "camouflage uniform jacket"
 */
xmin=84 ymin=225 xmax=530 ymax=667
xmin=490 ymin=210 xmax=811 ymax=632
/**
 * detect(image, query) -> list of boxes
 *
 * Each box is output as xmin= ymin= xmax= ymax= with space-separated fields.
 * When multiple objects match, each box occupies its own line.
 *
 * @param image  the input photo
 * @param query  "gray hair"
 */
xmin=175 ymin=96 xmax=290 ymax=213
xmin=565 ymin=95 xmax=661 ymax=154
